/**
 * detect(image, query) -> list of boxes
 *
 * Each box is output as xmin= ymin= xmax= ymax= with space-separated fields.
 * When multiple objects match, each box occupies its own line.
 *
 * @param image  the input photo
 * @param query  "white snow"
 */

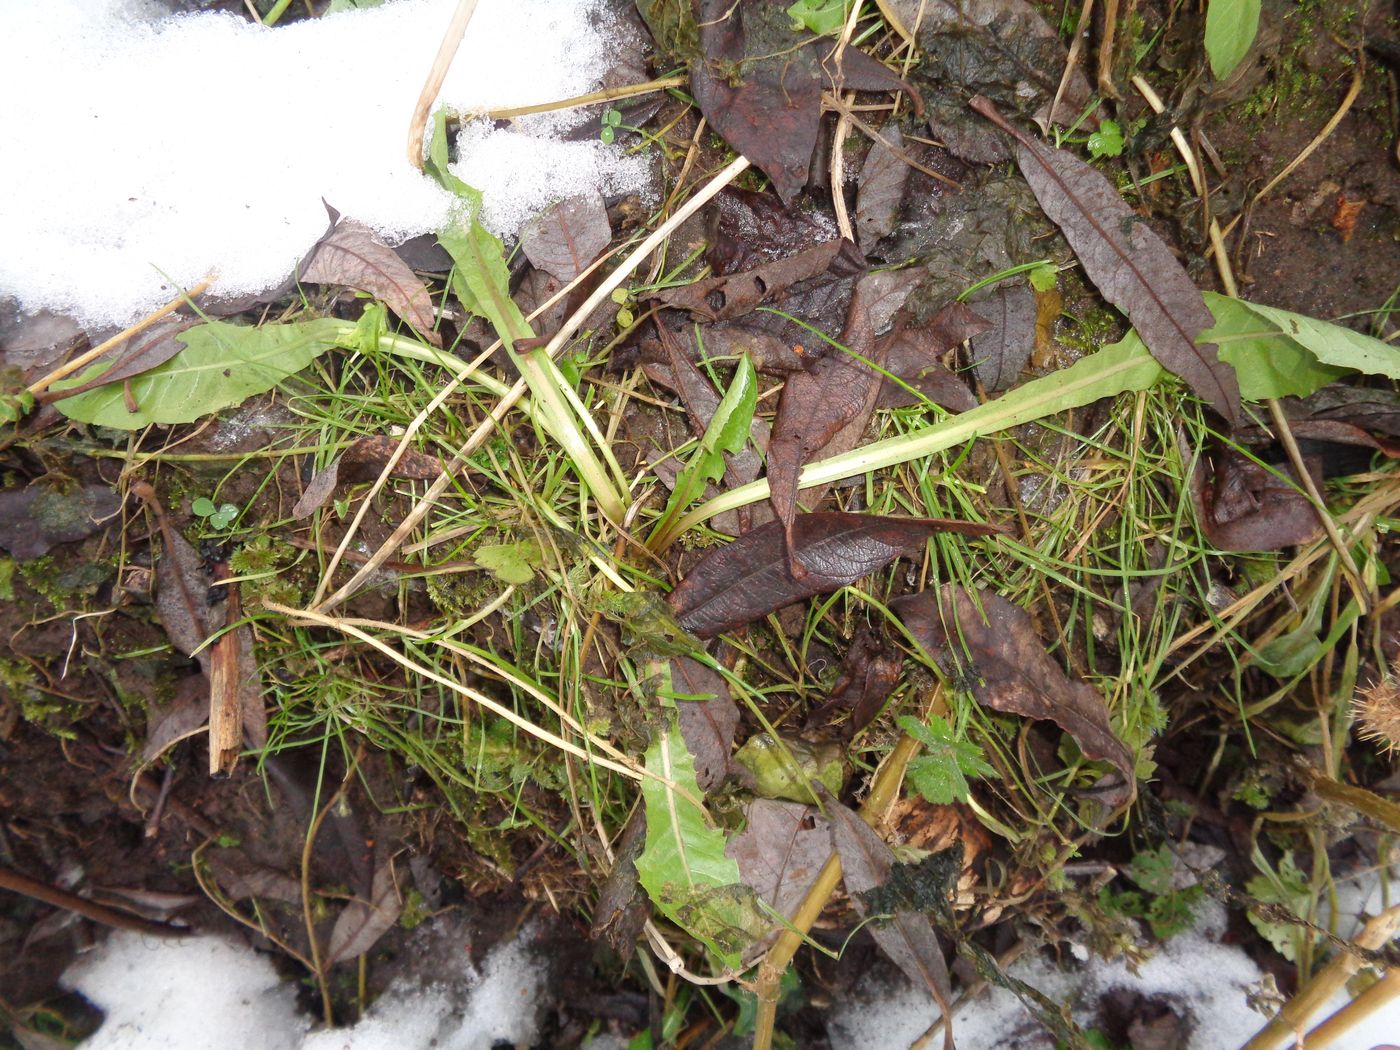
xmin=0 ymin=0 xmax=652 ymax=329
xmin=66 ymin=920 xmax=549 ymax=1050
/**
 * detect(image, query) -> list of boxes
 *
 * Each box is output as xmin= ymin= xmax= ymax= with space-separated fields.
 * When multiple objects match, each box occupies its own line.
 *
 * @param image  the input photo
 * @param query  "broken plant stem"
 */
xmin=478 ymin=75 xmax=687 ymax=120
xmin=0 ymin=864 xmax=190 ymax=939
xmin=1265 ymin=397 xmax=1371 ymax=613
xmin=27 ymin=276 xmax=213 ymax=396
xmin=406 ymin=0 xmax=479 ymax=169
xmin=751 ymin=729 xmax=926 ymax=1050
xmin=313 ymin=154 xmax=751 ymax=611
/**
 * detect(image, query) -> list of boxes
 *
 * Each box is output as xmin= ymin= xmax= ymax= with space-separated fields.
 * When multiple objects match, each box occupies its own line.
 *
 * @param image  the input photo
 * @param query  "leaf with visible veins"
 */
xmin=669 ymin=513 xmax=1003 ymax=638
xmin=970 ymin=97 xmax=1240 ymax=427
xmin=303 ymin=213 xmax=439 ymax=345
xmin=519 ymin=192 xmax=611 ymax=281
xmin=893 ymin=585 xmax=1136 ymax=783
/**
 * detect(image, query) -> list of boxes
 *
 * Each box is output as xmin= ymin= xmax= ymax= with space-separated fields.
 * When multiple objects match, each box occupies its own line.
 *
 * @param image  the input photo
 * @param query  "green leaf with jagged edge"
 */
xmin=52 ymin=317 xmax=347 ymax=429
xmin=1246 ymin=849 xmax=1316 ymax=961
xmin=899 ymin=715 xmax=997 ymax=805
xmin=1204 ymin=0 xmax=1261 ymax=80
xmin=635 ymin=665 xmax=764 ymax=965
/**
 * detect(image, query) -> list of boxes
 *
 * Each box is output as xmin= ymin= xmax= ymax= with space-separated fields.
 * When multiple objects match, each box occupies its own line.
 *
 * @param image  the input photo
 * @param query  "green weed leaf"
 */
xmin=53 ymin=318 xmax=347 ymax=429
xmin=1221 ymin=295 xmax=1400 ymax=382
xmin=474 ymin=539 xmax=542 ymax=585
xmin=1205 ymin=293 xmax=1349 ymax=399
xmin=1246 ymin=849 xmax=1314 ymax=960
xmin=635 ymin=719 xmax=762 ymax=966
xmin=1086 ymin=119 xmax=1124 ymax=159
xmin=898 ymin=715 xmax=997 ymax=805
xmin=1205 ymin=0 xmax=1261 ymax=80
xmin=787 ymin=0 xmax=850 ymax=34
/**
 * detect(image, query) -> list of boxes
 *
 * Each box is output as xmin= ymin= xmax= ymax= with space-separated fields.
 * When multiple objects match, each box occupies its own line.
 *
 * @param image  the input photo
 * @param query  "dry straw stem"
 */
xmin=1241 ymin=903 xmax=1400 ymax=1050
xmin=26 ymin=276 xmax=214 ymax=396
xmin=406 ymin=0 xmax=480 ymax=170
xmin=312 ymin=154 xmax=751 ymax=611
xmin=479 ymin=75 xmax=687 ymax=120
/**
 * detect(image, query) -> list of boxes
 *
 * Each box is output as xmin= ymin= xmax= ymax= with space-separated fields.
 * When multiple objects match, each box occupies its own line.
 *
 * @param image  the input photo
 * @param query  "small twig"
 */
xmin=1097 ymin=0 xmax=1122 ymax=98
xmin=406 ymin=0 xmax=480 ymax=170
xmin=0 ymin=864 xmax=190 ymax=938
xmin=478 ymin=75 xmax=687 ymax=121
xmin=1051 ymin=0 xmax=1096 ymax=126
xmin=27 ymin=277 xmax=213 ymax=396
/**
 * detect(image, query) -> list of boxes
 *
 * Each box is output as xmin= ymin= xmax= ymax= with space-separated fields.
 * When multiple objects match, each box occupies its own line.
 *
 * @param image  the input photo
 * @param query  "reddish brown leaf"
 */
xmin=725 ymin=799 xmax=831 ymax=958
xmin=669 ymin=513 xmax=1002 ymax=639
xmin=520 ymin=192 xmax=611 ymax=281
xmin=671 ymin=655 xmax=739 ymax=792
xmin=341 ymin=435 xmax=443 ymax=481
xmin=650 ymin=238 xmax=855 ymax=322
xmin=877 ymin=305 xmax=985 ymax=411
xmin=292 ymin=457 xmax=340 ymax=520
xmin=154 ymin=522 xmax=220 ymax=664
xmin=855 ymin=125 xmax=911 ymax=251
xmin=893 ymin=585 xmax=1136 ymax=782
xmin=142 ymin=673 xmax=209 ymax=763
xmin=1189 ymin=443 xmax=1323 ymax=552
xmin=707 ymin=188 xmax=836 ymax=275
xmin=0 ymin=483 xmax=120 ymax=560
xmin=967 ymin=284 xmax=1037 ymax=392
xmin=804 ymin=628 xmax=901 ymax=736
xmin=970 ymin=97 xmax=1240 ymax=427
xmin=690 ymin=0 xmax=916 ymax=204
xmin=303 ymin=215 xmax=439 ymax=345
xmin=824 ymin=790 xmax=955 ymax=1050
xmin=768 ymin=270 xmax=925 ymax=572
xmin=42 ymin=318 xmax=195 ymax=404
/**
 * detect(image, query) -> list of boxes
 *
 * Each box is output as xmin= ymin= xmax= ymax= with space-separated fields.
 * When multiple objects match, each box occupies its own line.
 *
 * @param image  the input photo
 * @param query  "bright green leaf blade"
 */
xmin=52 ymin=318 xmax=347 ymax=429
xmin=635 ymin=720 xmax=761 ymax=965
xmin=898 ymin=715 xmax=996 ymax=806
xmin=474 ymin=539 xmax=542 ymax=585
xmin=1231 ymin=297 xmax=1400 ymax=380
xmin=1204 ymin=292 xmax=1347 ymax=400
xmin=1204 ymin=0 xmax=1261 ymax=80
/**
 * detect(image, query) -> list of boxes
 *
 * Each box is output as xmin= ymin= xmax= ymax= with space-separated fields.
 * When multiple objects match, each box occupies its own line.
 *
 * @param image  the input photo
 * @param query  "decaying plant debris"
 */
xmin=2 ymin=0 xmax=1400 ymax=1047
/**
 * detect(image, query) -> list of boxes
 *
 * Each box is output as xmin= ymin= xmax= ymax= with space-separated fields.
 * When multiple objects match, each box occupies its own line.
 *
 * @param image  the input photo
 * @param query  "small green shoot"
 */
xmin=600 ymin=106 xmax=623 ymax=145
xmin=1087 ymin=119 xmax=1124 ymax=159
xmin=899 ymin=715 xmax=997 ymax=805
xmin=192 ymin=497 xmax=239 ymax=531
xmin=787 ymin=0 xmax=851 ymax=35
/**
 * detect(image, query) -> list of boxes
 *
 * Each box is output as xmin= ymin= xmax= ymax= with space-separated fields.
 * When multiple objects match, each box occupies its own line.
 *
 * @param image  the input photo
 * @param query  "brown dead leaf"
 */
xmin=650 ymin=238 xmax=856 ymax=322
xmin=0 ymin=483 xmax=121 ymax=560
xmin=1189 ymin=441 xmax=1324 ymax=551
xmin=893 ymin=585 xmax=1136 ymax=783
xmin=804 ymin=628 xmax=901 ymax=736
xmin=725 ymin=799 xmax=832 ymax=958
xmin=303 ymin=212 xmax=439 ymax=345
xmin=326 ymin=852 xmax=402 ymax=966
xmin=292 ymin=458 xmax=341 ymax=520
xmin=520 ymin=192 xmax=612 ymax=281
xmin=971 ymin=97 xmax=1239 ymax=427
xmin=671 ymin=655 xmax=739 ymax=792
xmin=142 ymin=673 xmax=209 ymax=764
xmin=855 ymin=124 xmax=911 ymax=251
xmin=968 ymin=283 xmax=1037 ymax=392
xmin=1330 ymin=195 xmax=1364 ymax=242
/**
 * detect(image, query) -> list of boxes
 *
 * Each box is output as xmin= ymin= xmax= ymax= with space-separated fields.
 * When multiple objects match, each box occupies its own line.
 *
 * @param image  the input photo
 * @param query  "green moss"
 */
xmin=1 ymin=658 xmax=80 ymax=738
xmin=228 ymin=535 xmax=305 ymax=606
xmin=18 ymin=554 xmax=113 ymax=611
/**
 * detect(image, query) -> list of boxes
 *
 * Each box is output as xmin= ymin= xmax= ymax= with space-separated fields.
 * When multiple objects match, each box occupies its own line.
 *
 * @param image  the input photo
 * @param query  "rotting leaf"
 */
xmin=893 ymin=585 xmax=1136 ymax=783
xmin=650 ymin=238 xmax=854 ymax=322
xmin=855 ymin=124 xmax=911 ymax=251
xmin=970 ymin=97 xmax=1241 ymax=428
xmin=590 ymin=808 xmax=652 ymax=957
xmin=142 ymin=673 xmax=210 ymax=764
xmin=670 ymin=655 xmax=739 ymax=793
xmin=670 ymin=512 xmax=1002 ymax=639
xmin=688 ymin=0 xmax=918 ymax=204
xmin=823 ymin=788 xmax=955 ymax=1050
xmin=725 ymin=799 xmax=831 ymax=958
xmin=34 ymin=318 xmax=195 ymax=403
xmin=805 ymin=627 xmax=901 ymax=736
xmin=154 ymin=519 xmax=221 ymax=665
xmin=326 ymin=853 xmax=402 ymax=966
xmin=1188 ymin=439 xmax=1323 ymax=552
xmin=707 ymin=188 xmax=837 ymax=275
xmin=341 ymin=435 xmax=442 ymax=481
xmin=519 ymin=192 xmax=611 ymax=281
xmin=302 ymin=211 xmax=439 ymax=345
xmin=767 ymin=269 xmax=925 ymax=569
xmin=877 ymin=304 xmax=985 ymax=411
xmin=292 ymin=458 xmax=341 ymax=520
xmin=732 ymin=732 xmax=844 ymax=803
xmin=967 ymin=283 xmax=1036 ymax=392
xmin=0 ymin=483 xmax=120 ymax=560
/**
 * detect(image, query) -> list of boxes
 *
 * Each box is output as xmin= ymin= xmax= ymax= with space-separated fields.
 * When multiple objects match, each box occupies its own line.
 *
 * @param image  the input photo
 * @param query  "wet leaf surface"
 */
xmin=670 ymin=513 xmax=1002 ymax=638
xmin=519 ymin=192 xmax=611 ymax=281
xmin=971 ymin=97 xmax=1240 ymax=427
xmin=706 ymin=188 xmax=837 ymax=275
xmin=877 ymin=303 xmax=987 ymax=410
xmin=893 ymin=585 xmax=1135 ymax=781
xmin=855 ymin=125 xmax=911 ymax=251
xmin=326 ymin=853 xmax=402 ymax=965
xmin=1189 ymin=442 xmax=1324 ymax=551
xmin=649 ymin=238 xmax=855 ymax=322
xmin=804 ymin=628 xmax=901 ymax=736
xmin=670 ymin=656 xmax=739 ymax=792
xmin=824 ymin=789 xmax=955 ymax=1049
xmin=967 ymin=283 xmax=1036 ymax=392
xmin=303 ymin=215 xmax=439 ymax=345
xmin=725 ymin=799 xmax=831 ymax=955
xmin=0 ymin=483 xmax=120 ymax=560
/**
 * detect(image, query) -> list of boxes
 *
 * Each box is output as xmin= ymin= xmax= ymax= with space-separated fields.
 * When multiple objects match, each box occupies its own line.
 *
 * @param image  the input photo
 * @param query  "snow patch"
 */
xmin=0 ymin=0 xmax=652 ymax=329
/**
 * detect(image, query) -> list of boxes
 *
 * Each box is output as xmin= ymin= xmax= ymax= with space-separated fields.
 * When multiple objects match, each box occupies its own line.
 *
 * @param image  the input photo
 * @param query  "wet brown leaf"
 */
xmin=1297 ymin=386 xmax=1400 ymax=438
xmin=725 ymin=799 xmax=831 ymax=956
xmin=877 ymin=303 xmax=986 ymax=410
xmin=970 ymin=97 xmax=1240 ymax=427
xmin=520 ymin=192 xmax=611 ymax=281
xmin=893 ymin=585 xmax=1136 ymax=781
xmin=707 ymin=188 xmax=836 ymax=275
xmin=768 ymin=270 xmax=925 ymax=570
xmin=804 ymin=628 xmax=901 ymax=736
xmin=670 ymin=513 xmax=1002 ymax=639
xmin=671 ymin=655 xmax=739 ymax=792
xmin=824 ymin=790 xmax=955 ymax=1050
xmin=142 ymin=673 xmax=209 ymax=763
xmin=42 ymin=318 xmax=195 ymax=403
xmin=326 ymin=853 xmax=402 ymax=966
xmin=0 ymin=483 xmax=121 ymax=560
xmin=855 ymin=125 xmax=911 ymax=251
xmin=590 ymin=809 xmax=651 ymax=957
xmin=154 ymin=522 xmax=220 ymax=664
xmin=689 ymin=0 xmax=916 ymax=204
xmin=1189 ymin=443 xmax=1323 ymax=551
xmin=303 ymin=213 xmax=439 ymax=345
xmin=968 ymin=283 xmax=1037 ymax=392
xmin=650 ymin=238 xmax=856 ymax=322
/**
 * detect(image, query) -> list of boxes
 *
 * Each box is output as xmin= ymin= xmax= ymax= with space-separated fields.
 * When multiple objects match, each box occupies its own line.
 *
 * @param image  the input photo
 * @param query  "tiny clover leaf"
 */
xmin=191 ymin=497 xmax=217 ymax=517
xmin=787 ymin=0 xmax=850 ymax=35
xmin=898 ymin=714 xmax=997 ymax=805
xmin=1087 ymin=119 xmax=1124 ymax=159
